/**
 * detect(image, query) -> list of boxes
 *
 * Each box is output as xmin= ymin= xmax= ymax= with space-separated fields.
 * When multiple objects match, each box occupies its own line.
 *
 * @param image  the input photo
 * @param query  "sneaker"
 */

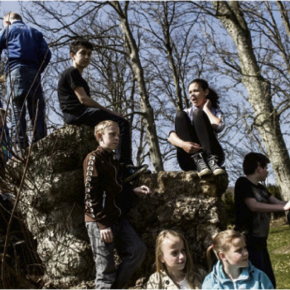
xmin=207 ymin=155 xmax=226 ymax=176
xmin=191 ymin=153 xmax=212 ymax=177
xmin=123 ymin=164 xmax=150 ymax=183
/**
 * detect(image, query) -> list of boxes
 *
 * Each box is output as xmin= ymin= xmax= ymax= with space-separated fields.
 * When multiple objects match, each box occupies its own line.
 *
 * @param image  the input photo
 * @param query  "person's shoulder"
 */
xmin=84 ymin=149 xmax=99 ymax=161
xmin=145 ymin=272 xmax=163 ymax=289
xmin=201 ymin=271 xmax=215 ymax=289
xmin=59 ymin=66 xmax=78 ymax=80
xmin=62 ymin=66 xmax=78 ymax=75
xmin=212 ymin=107 xmax=223 ymax=115
xmin=235 ymin=176 xmax=247 ymax=186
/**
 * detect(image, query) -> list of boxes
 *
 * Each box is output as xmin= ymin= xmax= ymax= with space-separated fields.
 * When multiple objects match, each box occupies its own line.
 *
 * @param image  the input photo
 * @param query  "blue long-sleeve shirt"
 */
xmin=0 ymin=20 xmax=51 ymax=74
xmin=202 ymin=260 xmax=273 ymax=289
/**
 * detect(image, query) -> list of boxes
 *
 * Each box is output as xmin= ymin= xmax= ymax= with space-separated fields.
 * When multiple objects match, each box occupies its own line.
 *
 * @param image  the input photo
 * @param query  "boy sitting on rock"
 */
xmin=59 ymin=39 xmax=148 ymax=183
xmin=83 ymin=120 xmax=152 ymax=289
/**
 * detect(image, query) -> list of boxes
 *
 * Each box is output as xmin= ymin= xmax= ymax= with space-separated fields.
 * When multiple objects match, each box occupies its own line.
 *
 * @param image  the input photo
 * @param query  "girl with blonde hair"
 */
xmin=146 ymin=230 xmax=206 ymax=289
xmin=202 ymin=230 xmax=273 ymax=289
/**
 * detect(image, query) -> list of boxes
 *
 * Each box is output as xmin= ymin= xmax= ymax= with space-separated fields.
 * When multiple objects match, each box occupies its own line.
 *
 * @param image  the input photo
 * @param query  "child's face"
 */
xmin=257 ymin=164 xmax=268 ymax=181
xmin=222 ymin=238 xmax=248 ymax=268
xmin=160 ymin=235 xmax=186 ymax=272
xmin=98 ymin=125 xmax=120 ymax=152
xmin=71 ymin=46 xmax=92 ymax=69
xmin=188 ymin=82 xmax=209 ymax=109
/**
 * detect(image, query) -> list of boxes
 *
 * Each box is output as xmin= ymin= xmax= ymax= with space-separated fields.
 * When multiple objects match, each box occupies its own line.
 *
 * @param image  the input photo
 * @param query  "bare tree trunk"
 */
xmin=213 ymin=1 xmax=290 ymax=200
xmin=110 ymin=1 xmax=164 ymax=171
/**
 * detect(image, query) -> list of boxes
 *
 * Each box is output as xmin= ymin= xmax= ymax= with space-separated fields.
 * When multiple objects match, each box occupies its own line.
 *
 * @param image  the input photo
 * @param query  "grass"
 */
xmin=268 ymin=224 xmax=290 ymax=289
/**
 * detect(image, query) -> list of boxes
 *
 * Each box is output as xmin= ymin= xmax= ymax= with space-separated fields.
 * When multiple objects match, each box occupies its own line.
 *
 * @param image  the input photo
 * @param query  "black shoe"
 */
xmin=191 ymin=153 xmax=212 ymax=177
xmin=207 ymin=155 xmax=226 ymax=176
xmin=123 ymin=164 xmax=149 ymax=183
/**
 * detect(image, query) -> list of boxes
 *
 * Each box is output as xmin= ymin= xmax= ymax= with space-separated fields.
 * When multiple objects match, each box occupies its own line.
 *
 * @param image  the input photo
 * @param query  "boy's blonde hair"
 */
xmin=155 ymin=230 xmax=202 ymax=288
xmin=4 ymin=12 xmax=22 ymax=22
xmin=206 ymin=229 xmax=246 ymax=270
xmin=94 ymin=120 xmax=119 ymax=141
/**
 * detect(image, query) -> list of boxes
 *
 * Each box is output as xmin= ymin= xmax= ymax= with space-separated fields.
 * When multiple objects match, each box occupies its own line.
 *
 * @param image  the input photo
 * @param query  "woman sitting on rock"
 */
xmin=168 ymin=78 xmax=225 ymax=177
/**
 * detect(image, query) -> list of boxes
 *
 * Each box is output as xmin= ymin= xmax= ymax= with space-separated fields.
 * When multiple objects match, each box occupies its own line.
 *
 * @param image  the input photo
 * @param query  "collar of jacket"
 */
xmin=11 ymin=20 xmax=24 ymax=26
xmin=96 ymin=146 xmax=117 ymax=160
xmin=212 ymin=260 xmax=255 ymax=285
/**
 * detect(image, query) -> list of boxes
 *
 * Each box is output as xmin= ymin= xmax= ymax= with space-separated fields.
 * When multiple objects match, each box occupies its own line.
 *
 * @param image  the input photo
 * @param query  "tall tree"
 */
xmin=208 ymin=1 xmax=290 ymax=199
xmin=108 ymin=1 xmax=164 ymax=171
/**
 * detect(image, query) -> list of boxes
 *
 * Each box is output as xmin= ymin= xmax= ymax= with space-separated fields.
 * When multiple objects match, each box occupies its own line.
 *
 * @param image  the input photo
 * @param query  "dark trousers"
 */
xmin=64 ymin=108 xmax=132 ymax=165
xmin=247 ymin=237 xmax=276 ymax=288
xmin=86 ymin=217 xmax=146 ymax=289
xmin=175 ymin=110 xmax=224 ymax=171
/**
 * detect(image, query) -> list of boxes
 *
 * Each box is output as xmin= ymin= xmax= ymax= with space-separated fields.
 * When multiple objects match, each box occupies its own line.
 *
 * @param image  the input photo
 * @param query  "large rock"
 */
xmin=7 ymin=125 xmax=228 ymax=288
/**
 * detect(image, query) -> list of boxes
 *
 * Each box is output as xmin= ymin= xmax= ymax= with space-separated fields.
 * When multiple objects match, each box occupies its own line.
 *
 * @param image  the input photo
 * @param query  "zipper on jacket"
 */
xmin=109 ymin=158 xmax=122 ymax=216
xmin=102 ymin=191 xmax=106 ymax=208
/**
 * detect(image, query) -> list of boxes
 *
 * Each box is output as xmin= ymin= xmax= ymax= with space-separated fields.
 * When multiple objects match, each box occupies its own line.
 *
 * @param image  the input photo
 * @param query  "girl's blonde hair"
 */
xmin=155 ymin=230 xmax=202 ymax=288
xmin=206 ymin=229 xmax=246 ymax=270
xmin=94 ymin=120 xmax=119 ymax=141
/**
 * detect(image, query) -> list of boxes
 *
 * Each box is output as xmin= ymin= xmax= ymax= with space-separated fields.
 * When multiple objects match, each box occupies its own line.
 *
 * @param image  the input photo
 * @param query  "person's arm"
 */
xmin=168 ymin=131 xmax=202 ymax=154
xmin=244 ymin=197 xmax=290 ymax=213
xmin=83 ymin=154 xmax=112 ymax=230
xmin=203 ymin=99 xmax=223 ymax=131
xmin=37 ymin=31 xmax=51 ymax=73
xmin=269 ymin=195 xmax=287 ymax=205
xmin=0 ymin=28 xmax=7 ymax=60
xmin=74 ymin=87 xmax=123 ymax=118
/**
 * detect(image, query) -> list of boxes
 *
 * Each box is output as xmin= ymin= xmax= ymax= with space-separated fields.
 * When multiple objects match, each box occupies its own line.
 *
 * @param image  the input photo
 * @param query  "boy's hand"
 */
xmin=133 ymin=185 xmax=152 ymax=196
xmin=284 ymin=200 xmax=290 ymax=211
xmin=100 ymin=227 xmax=114 ymax=243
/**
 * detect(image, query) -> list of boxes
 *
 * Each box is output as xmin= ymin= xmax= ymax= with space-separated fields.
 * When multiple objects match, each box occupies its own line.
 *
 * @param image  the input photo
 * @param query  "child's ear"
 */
xmin=97 ymin=133 xmax=103 ymax=142
xmin=70 ymin=52 xmax=75 ymax=60
xmin=159 ymin=255 xmax=165 ymax=264
xmin=219 ymin=252 xmax=226 ymax=261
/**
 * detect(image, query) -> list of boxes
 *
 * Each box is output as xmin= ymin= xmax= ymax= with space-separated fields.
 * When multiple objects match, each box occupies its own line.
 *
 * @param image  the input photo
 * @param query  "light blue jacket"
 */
xmin=202 ymin=261 xmax=273 ymax=289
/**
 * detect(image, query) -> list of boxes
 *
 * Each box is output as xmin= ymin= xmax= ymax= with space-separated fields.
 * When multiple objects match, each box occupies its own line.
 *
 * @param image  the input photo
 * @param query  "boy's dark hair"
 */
xmin=243 ymin=152 xmax=270 ymax=175
xmin=188 ymin=78 xmax=220 ymax=109
xmin=69 ymin=39 xmax=93 ymax=55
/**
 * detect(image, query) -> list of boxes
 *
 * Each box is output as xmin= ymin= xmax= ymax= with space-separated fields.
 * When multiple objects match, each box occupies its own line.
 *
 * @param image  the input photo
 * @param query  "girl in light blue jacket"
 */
xmin=202 ymin=230 xmax=273 ymax=289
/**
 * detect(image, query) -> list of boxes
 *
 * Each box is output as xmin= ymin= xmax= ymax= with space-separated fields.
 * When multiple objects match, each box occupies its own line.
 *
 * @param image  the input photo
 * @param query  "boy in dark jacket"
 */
xmin=83 ymin=120 xmax=151 ymax=289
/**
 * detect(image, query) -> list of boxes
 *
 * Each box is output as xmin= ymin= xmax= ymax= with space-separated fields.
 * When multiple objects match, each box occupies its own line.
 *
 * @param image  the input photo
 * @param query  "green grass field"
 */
xmin=268 ymin=224 xmax=290 ymax=289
